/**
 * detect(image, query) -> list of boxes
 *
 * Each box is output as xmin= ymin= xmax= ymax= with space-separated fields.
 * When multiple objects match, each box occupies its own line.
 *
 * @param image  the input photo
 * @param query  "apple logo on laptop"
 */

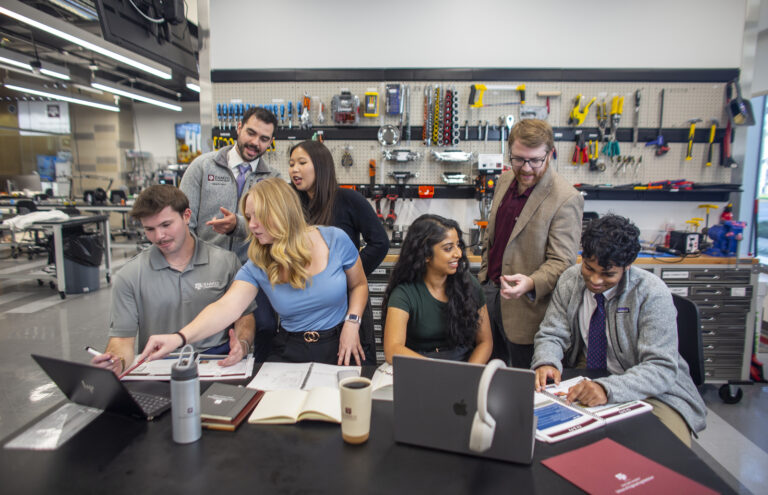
xmin=453 ymin=399 xmax=468 ymax=416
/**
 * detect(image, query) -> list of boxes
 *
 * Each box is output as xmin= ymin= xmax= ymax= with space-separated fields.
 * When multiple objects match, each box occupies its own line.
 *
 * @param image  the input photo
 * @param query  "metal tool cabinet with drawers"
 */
xmin=657 ymin=265 xmax=756 ymax=402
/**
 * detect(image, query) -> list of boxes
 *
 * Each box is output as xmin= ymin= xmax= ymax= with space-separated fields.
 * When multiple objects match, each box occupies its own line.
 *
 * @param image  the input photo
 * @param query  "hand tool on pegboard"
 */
xmin=432 ymin=86 xmax=441 ymax=146
xmin=595 ymin=99 xmax=608 ymax=142
xmin=300 ymin=92 xmax=312 ymax=129
xmin=726 ymin=80 xmax=756 ymax=126
xmin=571 ymin=132 xmax=588 ymax=165
xmin=720 ymin=84 xmax=739 ymax=168
xmin=645 ymin=89 xmax=670 ymax=156
xmin=504 ymin=115 xmax=515 ymax=154
xmin=632 ymin=90 xmax=641 ymax=147
xmin=519 ymin=105 xmax=548 ymax=120
xmin=287 ymin=101 xmax=293 ymax=129
xmin=568 ymin=94 xmax=596 ymax=126
xmin=385 ymin=84 xmax=402 ymax=115
xmin=587 ymin=140 xmax=605 ymax=172
xmin=468 ymin=84 xmax=526 ymax=108
xmin=404 ymin=85 xmax=412 ymax=144
xmin=499 ymin=116 xmax=506 ymax=155
xmin=385 ymin=193 xmax=399 ymax=229
xmin=369 ymin=159 xmax=376 ymax=187
xmin=705 ymin=119 xmax=718 ymax=167
xmin=373 ymin=189 xmax=384 ymax=225
xmin=602 ymin=95 xmax=623 ymax=160
xmin=423 ymin=85 xmax=432 ymax=146
xmin=451 ymin=88 xmax=460 ymax=146
xmin=442 ymin=88 xmax=454 ymax=146
xmin=685 ymin=118 xmax=702 ymax=161
xmin=537 ymin=91 xmax=561 ymax=116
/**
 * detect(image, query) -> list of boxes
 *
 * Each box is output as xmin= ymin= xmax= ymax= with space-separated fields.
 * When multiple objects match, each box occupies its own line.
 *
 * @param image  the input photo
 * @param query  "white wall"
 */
xmin=752 ymin=0 xmax=768 ymax=96
xmin=205 ymin=0 xmax=752 ymax=245
xmin=132 ymin=102 xmax=201 ymax=166
xmin=210 ymin=0 xmax=745 ymax=70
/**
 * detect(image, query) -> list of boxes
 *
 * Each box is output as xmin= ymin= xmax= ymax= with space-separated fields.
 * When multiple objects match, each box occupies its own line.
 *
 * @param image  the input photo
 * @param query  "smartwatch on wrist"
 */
xmin=344 ymin=314 xmax=361 ymax=325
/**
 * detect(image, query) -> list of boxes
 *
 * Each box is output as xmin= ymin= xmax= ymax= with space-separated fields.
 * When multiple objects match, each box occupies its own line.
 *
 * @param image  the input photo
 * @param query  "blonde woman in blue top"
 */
xmin=139 ymin=178 xmax=368 ymax=366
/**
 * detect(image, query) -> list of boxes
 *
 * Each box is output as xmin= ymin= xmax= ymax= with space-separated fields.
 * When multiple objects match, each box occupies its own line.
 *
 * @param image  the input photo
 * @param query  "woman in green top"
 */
xmin=383 ymin=214 xmax=492 ymax=364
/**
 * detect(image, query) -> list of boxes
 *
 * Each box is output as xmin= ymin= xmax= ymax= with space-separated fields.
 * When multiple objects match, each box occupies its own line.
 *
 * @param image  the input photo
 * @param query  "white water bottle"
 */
xmin=171 ymin=345 xmax=201 ymax=444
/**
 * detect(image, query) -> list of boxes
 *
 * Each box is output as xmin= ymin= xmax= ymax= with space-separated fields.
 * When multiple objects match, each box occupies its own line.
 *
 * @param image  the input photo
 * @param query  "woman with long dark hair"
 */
xmin=383 ymin=214 xmax=492 ymax=363
xmin=289 ymin=140 xmax=389 ymax=364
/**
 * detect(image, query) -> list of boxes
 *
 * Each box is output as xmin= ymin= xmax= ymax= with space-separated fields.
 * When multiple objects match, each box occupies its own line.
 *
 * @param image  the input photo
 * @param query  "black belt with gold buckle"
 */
xmin=282 ymin=324 xmax=342 ymax=343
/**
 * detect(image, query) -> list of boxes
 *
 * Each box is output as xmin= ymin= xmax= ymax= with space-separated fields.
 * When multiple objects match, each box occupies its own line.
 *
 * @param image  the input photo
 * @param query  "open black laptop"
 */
xmin=393 ymin=355 xmax=536 ymax=464
xmin=32 ymin=354 xmax=171 ymax=421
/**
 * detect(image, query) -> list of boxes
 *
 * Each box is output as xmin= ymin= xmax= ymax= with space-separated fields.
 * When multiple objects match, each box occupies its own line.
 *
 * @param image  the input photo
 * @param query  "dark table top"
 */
xmin=0 ymin=377 xmax=733 ymax=495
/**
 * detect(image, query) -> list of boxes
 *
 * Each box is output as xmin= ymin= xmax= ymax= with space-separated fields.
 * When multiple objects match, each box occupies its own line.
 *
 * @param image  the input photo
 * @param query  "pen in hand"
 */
xmin=84 ymin=345 xmax=113 ymax=363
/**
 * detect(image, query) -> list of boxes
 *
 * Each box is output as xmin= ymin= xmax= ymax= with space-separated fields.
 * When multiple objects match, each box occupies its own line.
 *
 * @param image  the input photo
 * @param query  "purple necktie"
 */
xmin=586 ymin=293 xmax=607 ymax=369
xmin=236 ymin=163 xmax=250 ymax=197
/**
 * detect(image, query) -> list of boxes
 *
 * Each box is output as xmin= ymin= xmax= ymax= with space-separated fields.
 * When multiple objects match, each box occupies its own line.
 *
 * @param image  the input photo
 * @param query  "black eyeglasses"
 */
xmin=509 ymin=155 xmax=548 ymax=169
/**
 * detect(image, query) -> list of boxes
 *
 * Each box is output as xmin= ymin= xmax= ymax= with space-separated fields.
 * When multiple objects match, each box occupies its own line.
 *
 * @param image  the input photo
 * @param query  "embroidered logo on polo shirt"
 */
xmin=194 ymin=282 xmax=219 ymax=290
xmin=207 ymin=174 xmax=231 ymax=182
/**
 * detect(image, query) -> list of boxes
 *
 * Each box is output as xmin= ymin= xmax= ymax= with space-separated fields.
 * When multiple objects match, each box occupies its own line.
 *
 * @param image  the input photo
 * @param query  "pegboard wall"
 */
xmin=210 ymin=77 xmax=737 ymax=189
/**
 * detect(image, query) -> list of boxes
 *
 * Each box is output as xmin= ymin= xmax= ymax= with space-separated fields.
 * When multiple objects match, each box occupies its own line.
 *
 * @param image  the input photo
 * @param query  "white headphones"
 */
xmin=469 ymin=359 xmax=506 ymax=453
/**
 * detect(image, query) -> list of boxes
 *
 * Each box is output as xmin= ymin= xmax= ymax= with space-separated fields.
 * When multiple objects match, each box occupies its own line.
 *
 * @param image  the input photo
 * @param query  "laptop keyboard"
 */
xmin=130 ymin=391 xmax=171 ymax=417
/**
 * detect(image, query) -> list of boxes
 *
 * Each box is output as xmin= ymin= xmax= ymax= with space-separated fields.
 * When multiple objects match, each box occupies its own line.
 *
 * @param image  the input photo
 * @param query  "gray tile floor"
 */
xmin=0 ymin=246 xmax=766 ymax=494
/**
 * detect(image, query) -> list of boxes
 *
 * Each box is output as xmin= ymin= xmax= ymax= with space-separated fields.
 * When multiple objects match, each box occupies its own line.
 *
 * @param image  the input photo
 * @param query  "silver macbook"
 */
xmin=32 ymin=354 xmax=170 ymax=421
xmin=393 ymin=355 xmax=536 ymax=464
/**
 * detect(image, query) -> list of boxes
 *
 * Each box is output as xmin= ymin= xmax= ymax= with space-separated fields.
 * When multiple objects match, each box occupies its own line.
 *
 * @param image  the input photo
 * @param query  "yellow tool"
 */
xmin=705 ymin=120 xmax=718 ymax=166
xmin=686 ymin=219 xmax=702 ymax=231
xmin=610 ymin=95 xmax=624 ymax=122
xmin=468 ymin=84 xmax=526 ymax=108
xmin=685 ymin=118 xmax=702 ymax=161
xmin=568 ymin=94 xmax=596 ymax=126
xmin=363 ymin=90 xmax=379 ymax=117
xmin=698 ymin=204 xmax=719 ymax=233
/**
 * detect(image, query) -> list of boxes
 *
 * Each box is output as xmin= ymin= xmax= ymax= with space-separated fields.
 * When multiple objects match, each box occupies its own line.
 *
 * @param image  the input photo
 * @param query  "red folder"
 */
xmin=542 ymin=438 xmax=718 ymax=494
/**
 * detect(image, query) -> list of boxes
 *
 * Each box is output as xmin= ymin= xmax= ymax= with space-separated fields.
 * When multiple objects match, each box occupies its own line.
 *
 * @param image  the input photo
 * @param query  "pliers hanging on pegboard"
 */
xmin=602 ymin=95 xmax=624 ymax=160
xmin=385 ymin=193 xmax=399 ymax=229
xmin=572 ymin=133 xmax=588 ymax=165
xmin=588 ymin=140 xmax=605 ymax=172
xmin=595 ymin=100 xmax=608 ymax=142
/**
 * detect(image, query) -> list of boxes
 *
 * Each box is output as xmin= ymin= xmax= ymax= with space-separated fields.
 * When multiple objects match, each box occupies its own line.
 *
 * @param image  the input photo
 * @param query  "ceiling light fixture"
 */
xmin=30 ymin=60 xmax=71 ymax=81
xmin=185 ymin=77 xmax=200 ymax=93
xmin=0 ymin=0 xmax=172 ymax=80
xmin=91 ymin=78 xmax=182 ymax=111
xmin=0 ymin=47 xmax=32 ymax=71
xmin=0 ymin=47 xmax=70 ymax=80
xmin=4 ymin=80 xmax=120 ymax=112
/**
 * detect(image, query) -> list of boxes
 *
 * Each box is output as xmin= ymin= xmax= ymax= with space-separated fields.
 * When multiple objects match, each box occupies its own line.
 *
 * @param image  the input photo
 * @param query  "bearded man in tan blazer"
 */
xmin=478 ymin=119 xmax=583 ymax=368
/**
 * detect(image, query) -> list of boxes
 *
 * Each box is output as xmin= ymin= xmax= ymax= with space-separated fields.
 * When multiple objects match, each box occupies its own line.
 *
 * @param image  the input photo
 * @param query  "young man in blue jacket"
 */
xmin=531 ymin=214 xmax=706 ymax=446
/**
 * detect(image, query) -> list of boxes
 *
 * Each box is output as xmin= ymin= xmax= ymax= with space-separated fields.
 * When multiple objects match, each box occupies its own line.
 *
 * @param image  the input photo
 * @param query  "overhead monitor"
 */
xmin=94 ymin=0 xmax=198 ymax=78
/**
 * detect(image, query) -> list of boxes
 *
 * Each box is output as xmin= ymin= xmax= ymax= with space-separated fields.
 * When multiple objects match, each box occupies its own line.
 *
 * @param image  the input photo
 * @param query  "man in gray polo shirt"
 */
xmin=91 ymin=185 xmax=256 ymax=376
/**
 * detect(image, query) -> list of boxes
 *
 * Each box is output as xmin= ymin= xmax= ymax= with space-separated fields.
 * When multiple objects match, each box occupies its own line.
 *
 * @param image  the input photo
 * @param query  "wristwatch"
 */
xmin=344 ymin=314 xmax=361 ymax=325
